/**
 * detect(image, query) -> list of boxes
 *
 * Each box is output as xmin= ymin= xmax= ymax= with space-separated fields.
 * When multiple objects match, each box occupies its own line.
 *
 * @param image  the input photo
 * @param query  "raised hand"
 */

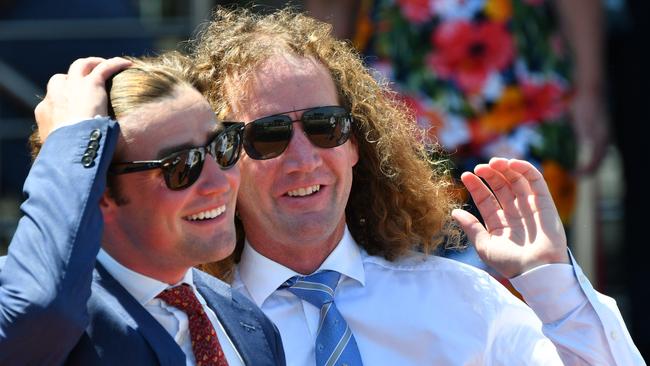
xmin=452 ymin=158 xmax=570 ymax=278
xmin=34 ymin=57 xmax=131 ymax=142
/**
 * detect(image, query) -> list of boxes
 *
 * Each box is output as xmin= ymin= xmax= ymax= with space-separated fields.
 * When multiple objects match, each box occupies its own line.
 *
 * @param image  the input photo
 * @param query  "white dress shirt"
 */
xmin=97 ymin=249 xmax=243 ymax=366
xmin=233 ymin=226 xmax=645 ymax=366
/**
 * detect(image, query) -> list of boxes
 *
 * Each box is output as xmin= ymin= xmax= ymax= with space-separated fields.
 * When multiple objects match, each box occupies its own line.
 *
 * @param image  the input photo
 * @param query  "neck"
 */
xmin=246 ymin=220 xmax=346 ymax=275
xmin=101 ymin=240 xmax=187 ymax=285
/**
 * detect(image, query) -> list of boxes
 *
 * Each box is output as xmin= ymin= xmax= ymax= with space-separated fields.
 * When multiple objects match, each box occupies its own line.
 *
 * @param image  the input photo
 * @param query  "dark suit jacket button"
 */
xmin=84 ymin=149 xmax=97 ymax=159
xmin=89 ymin=129 xmax=102 ymax=141
xmin=88 ymin=140 xmax=100 ymax=150
xmin=81 ymin=155 xmax=94 ymax=167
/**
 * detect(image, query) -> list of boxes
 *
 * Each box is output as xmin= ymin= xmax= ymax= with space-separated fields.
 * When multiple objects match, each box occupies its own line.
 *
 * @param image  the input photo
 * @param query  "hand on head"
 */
xmin=34 ymin=57 xmax=132 ymax=142
xmin=452 ymin=157 xmax=570 ymax=278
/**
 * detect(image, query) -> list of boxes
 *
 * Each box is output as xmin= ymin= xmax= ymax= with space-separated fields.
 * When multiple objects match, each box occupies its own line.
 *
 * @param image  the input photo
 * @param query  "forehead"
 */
xmin=232 ymin=54 xmax=339 ymax=121
xmin=117 ymin=86 xmax=217 ymax=159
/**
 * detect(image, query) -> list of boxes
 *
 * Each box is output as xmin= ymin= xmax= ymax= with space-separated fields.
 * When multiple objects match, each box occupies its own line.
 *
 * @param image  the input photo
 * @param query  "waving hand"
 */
xmin=452 ymin=158 xmax=570 ymax=278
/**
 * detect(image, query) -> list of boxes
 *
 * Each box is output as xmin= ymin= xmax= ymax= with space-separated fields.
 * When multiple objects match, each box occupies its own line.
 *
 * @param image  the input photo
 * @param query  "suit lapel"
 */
xmin=92 ymin=263 xmax=186 ymax=366
xmin=193 ymin=269 xmax=275 ymax=366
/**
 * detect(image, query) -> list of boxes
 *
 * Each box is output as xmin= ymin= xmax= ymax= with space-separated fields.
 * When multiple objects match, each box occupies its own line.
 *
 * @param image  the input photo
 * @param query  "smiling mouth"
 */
xmin=286 ymin=184 xmax=321 ymax=197
xmin=184 ymin=205 xmax=226 ymax=221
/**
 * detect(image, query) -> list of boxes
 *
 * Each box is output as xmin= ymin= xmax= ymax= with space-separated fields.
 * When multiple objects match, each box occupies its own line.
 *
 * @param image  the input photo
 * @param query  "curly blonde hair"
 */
xmin=192 ymin=8 xmax=462 ymax=277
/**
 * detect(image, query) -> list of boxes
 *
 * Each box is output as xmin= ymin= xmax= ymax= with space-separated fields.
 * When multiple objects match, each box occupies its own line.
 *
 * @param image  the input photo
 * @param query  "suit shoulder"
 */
xmin=192 ymin=268 xmax=231 ymax=292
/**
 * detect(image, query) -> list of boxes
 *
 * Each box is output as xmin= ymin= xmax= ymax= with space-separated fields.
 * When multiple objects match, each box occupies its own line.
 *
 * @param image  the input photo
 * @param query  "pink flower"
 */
xmin=397 ymin=0 xmax=432 ymax=24
xmin=426 ymin=20 xmax=514 ymax=94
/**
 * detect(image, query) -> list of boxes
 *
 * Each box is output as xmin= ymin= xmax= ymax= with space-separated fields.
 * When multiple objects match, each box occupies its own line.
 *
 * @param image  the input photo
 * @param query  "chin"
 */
xmin=184 ymin=233 xmax=237 ymax=264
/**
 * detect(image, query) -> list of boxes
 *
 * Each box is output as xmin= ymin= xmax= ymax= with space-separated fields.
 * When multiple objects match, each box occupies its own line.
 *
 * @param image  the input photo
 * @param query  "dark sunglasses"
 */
xmin=242 ymin=105 xmax=353 ymax=160
xmin=110 ymin=122 xmax=245 ymax=190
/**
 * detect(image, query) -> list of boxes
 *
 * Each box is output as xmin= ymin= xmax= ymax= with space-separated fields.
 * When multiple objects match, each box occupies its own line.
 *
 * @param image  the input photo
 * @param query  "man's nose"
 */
xmin=194 ymin=155 xmax=232 ymax=195
xmin=281 ymin=122 xmax=323 ymax=173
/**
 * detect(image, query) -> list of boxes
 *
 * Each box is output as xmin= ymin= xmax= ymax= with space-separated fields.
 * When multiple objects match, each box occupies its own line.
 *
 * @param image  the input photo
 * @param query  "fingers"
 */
xmin=489 ymin=158 xmax=528 ymax=193
xmin=506 ymin=159 xmax=552 ymax=197
xmin=473 ymin=163 xmax=518 ymax=215
xmin=34 ymin=56 xmax=131 ymax=143
xmin=459 ymin=171 xmax=505 ymax=231
xmin=67 ymin=57 xmax=131 ymax=91
xmin=488 ymin=157 xmax=537 ymax=213
xmin=67 ymin=57 xmax=106 ymax=78
xmin=45 ymin=73 xmax=67 ymax=94
xmin=87 ymin=57 xmax=132 ymax=83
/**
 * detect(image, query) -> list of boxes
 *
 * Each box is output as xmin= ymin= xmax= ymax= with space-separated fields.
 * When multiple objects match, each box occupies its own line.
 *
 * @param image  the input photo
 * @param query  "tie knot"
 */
xmin=156 ymin=284 xmax=203 ymax=313
xmin=285 ymin=270 xmax=341 ymax=308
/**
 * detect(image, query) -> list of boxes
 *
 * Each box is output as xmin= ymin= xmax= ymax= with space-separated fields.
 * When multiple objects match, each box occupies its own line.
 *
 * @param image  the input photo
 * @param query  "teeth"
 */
xmin=185 ymin=205 xmax=226 ymax=221
xmin=287 ymin=184 xmax=321 ymax=197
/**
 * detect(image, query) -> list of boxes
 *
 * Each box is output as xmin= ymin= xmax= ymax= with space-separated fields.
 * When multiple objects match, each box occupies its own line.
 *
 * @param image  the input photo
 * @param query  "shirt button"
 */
xmin=610 ymin=330 xmax=618 ymax=341
xmin=89 ymin=129 xmax=102 ymax=141
xmin=317 ymin=344 xmax=324 ymax=352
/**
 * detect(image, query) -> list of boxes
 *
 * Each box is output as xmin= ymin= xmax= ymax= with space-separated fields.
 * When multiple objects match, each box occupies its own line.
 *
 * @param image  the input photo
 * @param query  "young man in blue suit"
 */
xmin=0 ymin=55 xmax=285 ymax=365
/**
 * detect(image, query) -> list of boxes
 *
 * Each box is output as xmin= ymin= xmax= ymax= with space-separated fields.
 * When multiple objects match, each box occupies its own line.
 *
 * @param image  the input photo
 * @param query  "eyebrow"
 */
xmin=154 ymin=125 xmax=222 ymax=160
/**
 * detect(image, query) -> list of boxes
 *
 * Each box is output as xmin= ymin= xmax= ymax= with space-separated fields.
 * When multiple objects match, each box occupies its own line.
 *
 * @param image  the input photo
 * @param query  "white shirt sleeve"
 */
xmin=510 ymin=253 xmax=646 ymax=365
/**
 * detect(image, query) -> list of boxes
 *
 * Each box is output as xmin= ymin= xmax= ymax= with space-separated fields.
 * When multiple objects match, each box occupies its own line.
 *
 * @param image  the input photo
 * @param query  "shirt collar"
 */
xmin=238 ymin=225 xmax=366 ymax=307
xmin=96 ymin=248 xmax=194 ymax=306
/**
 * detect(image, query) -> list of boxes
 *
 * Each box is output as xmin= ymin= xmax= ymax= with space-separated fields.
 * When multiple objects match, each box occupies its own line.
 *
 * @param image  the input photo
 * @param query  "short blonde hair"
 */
xmin=29 ymin=52 xmax=202 ymax=204
xmin=29 ymin=52 xmax=199 ymax=160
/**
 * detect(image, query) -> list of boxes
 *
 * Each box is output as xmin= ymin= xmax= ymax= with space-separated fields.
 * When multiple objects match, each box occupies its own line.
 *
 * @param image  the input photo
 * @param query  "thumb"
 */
xmin=451 ymin=209 xmax=490 ymax=254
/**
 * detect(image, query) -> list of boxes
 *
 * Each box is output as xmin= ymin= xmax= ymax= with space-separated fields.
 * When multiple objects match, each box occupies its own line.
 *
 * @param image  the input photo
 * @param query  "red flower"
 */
xmin=468 ymin=118 xmax=499 ymax=152
xmin=521 ymin=79 xmax=568 ymax=122
xmin=397 ymin=0 xmax=432 ymax=24
xmin=427 ymin=20 xmax=514 ymax=94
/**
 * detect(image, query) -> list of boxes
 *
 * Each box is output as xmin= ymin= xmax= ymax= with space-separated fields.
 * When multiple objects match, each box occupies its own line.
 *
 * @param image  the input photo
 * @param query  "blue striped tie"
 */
xmin=285 ymin=270 xmax=363 ymax=366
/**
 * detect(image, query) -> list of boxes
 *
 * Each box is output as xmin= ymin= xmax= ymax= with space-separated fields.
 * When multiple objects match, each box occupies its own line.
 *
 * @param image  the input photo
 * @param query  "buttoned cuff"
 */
xmin=510 ymin=263 xmax=587 ymax=324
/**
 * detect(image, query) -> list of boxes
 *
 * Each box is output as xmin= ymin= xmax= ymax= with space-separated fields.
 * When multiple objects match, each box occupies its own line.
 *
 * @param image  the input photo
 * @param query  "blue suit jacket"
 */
xmin=0 ymin=118 xmax=285 ymax=365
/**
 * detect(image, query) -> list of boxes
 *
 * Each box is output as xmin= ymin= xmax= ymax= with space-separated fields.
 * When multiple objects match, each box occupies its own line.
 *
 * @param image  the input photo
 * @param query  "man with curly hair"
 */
xmin=192 ymin=8 xmax=644 ymax=365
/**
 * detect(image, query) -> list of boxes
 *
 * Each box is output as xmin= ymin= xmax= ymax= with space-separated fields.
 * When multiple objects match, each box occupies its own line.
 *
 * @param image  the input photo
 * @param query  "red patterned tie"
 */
xmin=156 ymin=284 xmax=229 ymax=366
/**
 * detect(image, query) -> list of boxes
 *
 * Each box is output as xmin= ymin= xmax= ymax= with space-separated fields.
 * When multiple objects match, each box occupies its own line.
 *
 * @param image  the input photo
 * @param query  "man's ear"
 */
xmin=99 ymin=189 xmax=118 ymax=222
xmin=349 ymin=134 xmax=360 ymax=167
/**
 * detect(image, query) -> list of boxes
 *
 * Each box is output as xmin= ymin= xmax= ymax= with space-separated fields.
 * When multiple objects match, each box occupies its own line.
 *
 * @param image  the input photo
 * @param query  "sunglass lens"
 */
xmin=214 ymin=127 xmax=242 ymax=168
xmin=164 ymin=149 xmax=204 ymax=190
xmin=244 ymin=116 xmax=292 ymax=160
xmin=303 ymin=107 xmax=352 ymax=148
